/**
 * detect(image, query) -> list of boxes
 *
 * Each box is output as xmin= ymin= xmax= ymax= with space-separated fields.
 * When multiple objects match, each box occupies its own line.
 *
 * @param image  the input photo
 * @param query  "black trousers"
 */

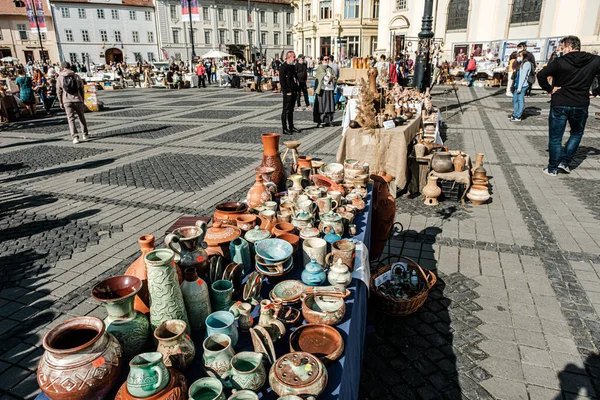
xmin=198 ymin=75 xmax=206 ymax=88
xmin=207 ymin=71 xmax=212 ymax=84
xmin=282 ymin=92 xmax=297 ymax=131
xmin=296 ymin=81 xmax=310 ymax=107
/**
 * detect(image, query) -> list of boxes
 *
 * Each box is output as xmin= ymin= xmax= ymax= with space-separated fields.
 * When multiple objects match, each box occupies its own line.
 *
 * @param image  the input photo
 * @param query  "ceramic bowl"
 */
xmin=301 ymin=294 xmax=346 ymax=326
xmin=276 ymin=233 xmax=300 ymax=254
xmin=319 ymin=163 xmax=345 ymax=184
xmin=255 ymin=255 xmax=293 ymax=277
xmin=289 ymin=324 xmax=345 ymax=363
xmin=254 ymin=238 xmax=293 ymax=263
xmin=272 ymin=222 xmax=296 ymax=237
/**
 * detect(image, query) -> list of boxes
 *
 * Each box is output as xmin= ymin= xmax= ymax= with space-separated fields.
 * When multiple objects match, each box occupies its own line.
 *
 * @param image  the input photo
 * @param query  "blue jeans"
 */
xmin=512 ymin=89 xmax=526 ymax=118
xmin=464 ymin=71 xmax=474 ymax=86
xmin=547 ymin=106 xmax=588 ymax=172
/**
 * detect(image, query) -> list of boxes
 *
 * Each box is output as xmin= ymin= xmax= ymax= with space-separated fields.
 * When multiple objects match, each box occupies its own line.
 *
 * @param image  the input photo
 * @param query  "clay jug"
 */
xmin=222 ymin=352 xmax=266 ymax=392
xmin=181 ymin=268 xmax=212 ymax=332
xmin=247 ymin=173 xmax=275 ymax=209
xmin=453 ymin=154 xmax=466 ymax=172
xmin=37 ymin=316 xmax=123 ymax=400
xmin=165 ymin=220 xmax=209 ymax=277
xmin=126 ymin=352 xmax=170 ymax=398
xmin=203 ymin=333 xmax=235 ymax=378
xmin=154 ymin=319 xmax=196 ymax=371
xmin=369 ymin=172 xmax=396 ymax=260
xmin=422 ymin=175 xmax=442 ymax=206
xmin=414 ymin=142 xmax=427 ymax=158
xmin=261 ymin=133 xmax=286 ymax=192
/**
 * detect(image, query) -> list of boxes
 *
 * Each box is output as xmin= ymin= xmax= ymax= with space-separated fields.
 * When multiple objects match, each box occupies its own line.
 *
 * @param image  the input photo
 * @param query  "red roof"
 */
xmin=0 ymin=0 xmax=52 ymax=16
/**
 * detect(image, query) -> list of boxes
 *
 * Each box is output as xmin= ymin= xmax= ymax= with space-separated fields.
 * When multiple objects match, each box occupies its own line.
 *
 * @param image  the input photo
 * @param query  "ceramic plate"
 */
xmin=270 ymin=280 xmax=305 ymax=304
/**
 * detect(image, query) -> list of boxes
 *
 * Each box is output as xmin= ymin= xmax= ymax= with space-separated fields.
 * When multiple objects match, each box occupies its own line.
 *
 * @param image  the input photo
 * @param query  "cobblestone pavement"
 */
xmin=0 ymin=85 xmax=599 ymax=399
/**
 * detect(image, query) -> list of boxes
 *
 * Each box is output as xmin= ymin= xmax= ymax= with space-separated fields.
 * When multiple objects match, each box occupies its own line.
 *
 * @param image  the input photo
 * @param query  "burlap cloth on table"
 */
xmin=428 ymin=154 xmax=472 ymax=204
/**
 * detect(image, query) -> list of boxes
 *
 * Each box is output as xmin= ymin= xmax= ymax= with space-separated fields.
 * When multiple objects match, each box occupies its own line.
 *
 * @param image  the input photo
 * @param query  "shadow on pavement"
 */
xmin=0 ymin=158 xmax=115 ymax=184
xmin=554 ymin=353 xmax=600 ymax=399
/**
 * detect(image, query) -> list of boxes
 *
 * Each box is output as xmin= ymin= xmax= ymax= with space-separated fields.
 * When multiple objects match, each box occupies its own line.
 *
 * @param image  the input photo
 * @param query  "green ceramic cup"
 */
xmin=211 ymin=279 xmax=234 ymax=311
xmin=189 ymin=377 xmax=226 ymax=400
xmin=126 ymin=352 xmax=170 ymax=398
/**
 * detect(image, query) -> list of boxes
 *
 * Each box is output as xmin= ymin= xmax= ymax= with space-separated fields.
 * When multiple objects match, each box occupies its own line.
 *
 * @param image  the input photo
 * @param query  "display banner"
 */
xmin=181 ymin=0 xmax=199 ymax=21
xmin=189 ymin=0 xmax=199 ymax=21
xmin=25 ymin=0 xmax=48 ymax=33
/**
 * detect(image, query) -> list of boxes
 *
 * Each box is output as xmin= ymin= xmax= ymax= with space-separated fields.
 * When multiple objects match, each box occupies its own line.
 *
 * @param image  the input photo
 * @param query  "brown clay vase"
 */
xmin=125 ymin=235 xmax=183 ymax=315
xmin=453 ymin=154 xmax=466 ymax=172
xmin=115 ymin=367 xmax=188 ymax=400
xmin=37 ymin=316 xmax=123 ymax=400
xmin=261 ymin=133 xmax=286 ymax=192
xmin=247 ymin=173 xmax=274 ymax=209
xmin=369 ymin=172 xmax=396 ymax=260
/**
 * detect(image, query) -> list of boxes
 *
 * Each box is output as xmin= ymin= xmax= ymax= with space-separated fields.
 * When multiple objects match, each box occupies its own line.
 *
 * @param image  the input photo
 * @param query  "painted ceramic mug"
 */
xmin=126 ymin=352 xmax=170 ymax=398
xmin=325 ymin=239 xmax=356 ymax=271
xmin=317 ymin=196 xmax=339 ymax=214
xmin=206 ymin=310 xmax=239 ymax=347
xmin=302 ymin=237 xmax=328 ymax=266
xmin=211 ymin=280 xmax=234 ymax=312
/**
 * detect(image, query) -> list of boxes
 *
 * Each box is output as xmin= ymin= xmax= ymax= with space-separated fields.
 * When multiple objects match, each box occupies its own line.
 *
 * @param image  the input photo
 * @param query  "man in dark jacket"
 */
xmin=537 ymin=35 xmax=600 ymax=176
xmin=253 ymin=60 xmax=262 ymax=92
xmin=280 ymin=51 xmax=299 ymax=135
xmin=295 ymin=55 xmax=310 ymax=111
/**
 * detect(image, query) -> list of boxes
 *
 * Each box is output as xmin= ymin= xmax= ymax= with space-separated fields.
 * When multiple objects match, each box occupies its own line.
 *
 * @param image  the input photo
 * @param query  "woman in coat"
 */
xmin=312 ymin=56 xmax=336 ymax=128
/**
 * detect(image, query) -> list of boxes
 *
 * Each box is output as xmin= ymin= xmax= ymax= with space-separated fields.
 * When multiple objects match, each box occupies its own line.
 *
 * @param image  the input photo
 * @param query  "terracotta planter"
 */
xmin=38 ymin=316 xmax=123 ymax=400
xmin=261 ymin=133 xmax=286 ymax=192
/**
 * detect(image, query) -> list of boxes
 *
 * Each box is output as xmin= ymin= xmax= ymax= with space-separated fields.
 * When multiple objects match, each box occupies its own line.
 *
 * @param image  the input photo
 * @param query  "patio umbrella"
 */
xmin=200 ymin=50 xmax=232 ymax=59
xmin=0 ymin=57 xmax=19 ymax=63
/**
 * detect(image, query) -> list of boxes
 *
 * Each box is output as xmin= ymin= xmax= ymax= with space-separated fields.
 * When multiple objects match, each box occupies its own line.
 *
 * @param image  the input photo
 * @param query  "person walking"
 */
xmin=253 ymin=60 xmax=263 ymax=92
xmin=205 ymin=59 xmax=213 ymax=84
xmin=537 ymin=35 xmax=600 ymax=176
xmin=57 ymin=62 xmax=89 ymax=144
xmin=295 ymin=56 xmax=311 ymax=111
xmin=280 ymin=51 xmax=300 ymax=135
xmin=307 ymin=56 xmax=314 ymax=77
xmin=313 ymin=56 xmax=336 ymax=128
xmin=510 ymin=51 xmax=533 ymax=122
xmin=15 ymin=69 xmax=36 ymax=117
xmin=463 ymin=54 xmax=477 ymax=87
xmin=196 ymin=62 xmax=206 ymax=88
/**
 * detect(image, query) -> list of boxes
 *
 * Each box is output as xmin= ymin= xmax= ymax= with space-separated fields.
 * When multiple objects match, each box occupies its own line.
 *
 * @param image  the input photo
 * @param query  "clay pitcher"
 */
xmin=370 ymin=172 xmax=395 ymax=260
xmin=247 ymin=173 xmax=275 ymax=209
xmin=165 ymin=220 xmax=209 ymax=277
xmin=261 ymin=133 xmax=286 ymax=192
xmin=154 ymin=319 xmax=196 ymax=371
xmin=203 ymin=333 xmax=235 ymax=378
xmin=126 ymin=352 xmax=170 ymax=398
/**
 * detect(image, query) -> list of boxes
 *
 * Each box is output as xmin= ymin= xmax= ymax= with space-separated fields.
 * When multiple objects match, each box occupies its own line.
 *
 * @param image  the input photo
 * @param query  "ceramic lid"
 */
xmin=300 ymin=226 xmax=320 ymax=239
xmin=245 ymin=226 xmax=271 ymax=243
xmin=205 ymin=222 xmax=241 ymax=246
xmin=272 ymin=352 xmax=324 ymax=387
xmin=320 ymin=212 xmax=342 ymax=222
xmin=323 ymin=232 xmax=341 ymax=244
xmin=305 ymin=258 xmax=323 ymax=272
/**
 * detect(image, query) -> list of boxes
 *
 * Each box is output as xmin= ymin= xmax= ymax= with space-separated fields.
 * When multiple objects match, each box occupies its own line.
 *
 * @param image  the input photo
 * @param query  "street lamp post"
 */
xmin=412 ymin=0 xmax=434 ymax=91
xmin=187 ymin=0 xmax=196 ymax=60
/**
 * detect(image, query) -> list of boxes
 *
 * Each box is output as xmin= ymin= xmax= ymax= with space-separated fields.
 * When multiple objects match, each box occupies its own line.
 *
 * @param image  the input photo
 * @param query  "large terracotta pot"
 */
xmin=261 ymin=133 xmax=286 ymax=192
xmin=369 ymin=172 xmax=396 ymax=260
xmin=37 ymin=316 xmax=123 ymax=400
xmin=431 ymin=152 xmax=453 ymax=173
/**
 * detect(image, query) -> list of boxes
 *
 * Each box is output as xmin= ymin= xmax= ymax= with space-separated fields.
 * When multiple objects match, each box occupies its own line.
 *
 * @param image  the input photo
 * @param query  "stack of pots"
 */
xmin=468 ymin=153 xmax=491 ymax=205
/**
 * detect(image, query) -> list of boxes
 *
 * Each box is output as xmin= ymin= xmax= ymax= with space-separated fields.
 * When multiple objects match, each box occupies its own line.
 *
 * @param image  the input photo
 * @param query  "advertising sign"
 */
xmin=25 ymin=0 xmax=47 ymax=33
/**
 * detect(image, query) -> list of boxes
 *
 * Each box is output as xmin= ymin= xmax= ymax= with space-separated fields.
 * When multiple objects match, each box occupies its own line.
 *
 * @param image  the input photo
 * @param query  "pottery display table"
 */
xmin=336 ymin=117 xmax=422 ymax=194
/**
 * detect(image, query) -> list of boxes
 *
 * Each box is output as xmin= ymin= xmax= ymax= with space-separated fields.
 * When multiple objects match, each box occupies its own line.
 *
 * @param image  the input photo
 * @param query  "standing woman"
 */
xmin=510 ymin=51 xmax=532 ymax=122
xmin=313 ymin=56 xmax=336 ymax=128
xmin=15 ymin=69 xmax=36 ymax=117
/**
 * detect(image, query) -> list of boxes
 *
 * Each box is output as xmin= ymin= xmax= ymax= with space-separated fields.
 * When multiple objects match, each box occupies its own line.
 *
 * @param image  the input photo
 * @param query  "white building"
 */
xmin=376 ymin=0 xmax=600 ymax=63
xmin=50 ymin=0 xmax=160 ymax=65
xmin=155 ymin=0 xmax=294 ymax=62
xmin=291 ymin=0 xmax=380 ymax=60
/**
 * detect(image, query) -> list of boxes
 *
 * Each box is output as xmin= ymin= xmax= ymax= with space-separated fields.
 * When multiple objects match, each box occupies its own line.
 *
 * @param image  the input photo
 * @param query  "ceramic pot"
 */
xmin=189 ymin=377 xmax=227 ymax=400
xmin=229 ymin=237 xmax=253 ymax=275
xmin=300 ymin=168 xmax=312 ymax=188
xmin=247 ymin=173 xmax=275 ymax=209
xmin=236 ymin=214 xmax=258 ymax=232
xmin=453 ymin=153 xmax=466 ymax=172
xmin=318 ymin=212 xmax=344 ymax=236
xmin=289 ymin=324 xmax=344 ymax=364
xmin=269 ymin=352 xmax=328 ymax=398
xmin=422 ymin=175 xmax=442 ymax=206
xmin=255 ymin=166 xmax=276 ymax=188
xmin=301 ymin=294 xmax=346 ymax=326
xmin=467 ymin=185 xmax=491 ymax=205
xmin=181 ymin=268 xmax=212 ymax=332
xmin=325 ymin=239 xmax=356 ymax=271
xmin=203 ymin=333 xmax=235 ymax=378
xmin=211 ymin=279 xmax=235 ymax=312
xmin=116 ymin=367 xmax=187 ymax=400
xmin=245 ymin=226 xmax=272 ymax=246
xmin=414 ymin=142 xmax=427 ymax=158
xmin=291 ymin=211 xmax=314 ymax=230
xmin=91 ymin=275 xmax=150 ymax=357
xmin=474 ymin=153 xmax=485 ymax=171
xmin=258 ymin=300 xmax=287 ymax=341
xmin=154 ymin=319 xmax=195 ymax=371
xmin=223 ymin=352 xmax=266 ymax=392
xmin=261 ymin=133 xmax=286 ymax=192
xmin=205 ymin=223 xmax=242 ymax=258
xmin=319 ymin=163 xmax=344 ymax=184
xmin=37 ymin=316 xmax=123 ymax=400
xmin=293 ymin=155 xmax=313 ymax=174
xmin=327 ymin=259 xmax=352 ymax=287
xmin=273 ymin=222 xmax=296 ymax=237
xmin=316 ymin=197 xmax=338 ymax=214
xmin=287 ymin=188 xmax=303 ymax=204
xmin=287 ymin=174 xmax=304 ymax=190
xmin=126 ymin=352 xmax=170 ymax=398
xmin=165 ymin=220 xmax=209 ymax=277
xmin=230 ymin=302 xmax=254 ymax=331
xmin=214 ymin=202 xmax=250 ymax=226
xmin=302 ymin=238 xmax=327 ymax=266
xmin=301 ymin=258 xmax=327 ymax=286
xmin=431 ymin=152 xmax=453 ymax=173
xmin=206 ymin=310 xmax=239 ymax=346
xmin=145 ymin=249 xmax=191 ymax=335
xmin=299 ymin=226 xmax=320 ymax=241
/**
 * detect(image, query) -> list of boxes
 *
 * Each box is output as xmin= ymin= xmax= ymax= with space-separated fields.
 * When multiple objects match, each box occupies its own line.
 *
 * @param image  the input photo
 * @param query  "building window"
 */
xmin=132 ymin=31 xmax=139 ymax=42
xmin=60 ymin=7 xmax=70 ymax=18
xmin=204 ymin=30 xmax=211 ymax=44
xmin=510 ymin=0 xmax=542 ymax=24
xmin=147 ymin=52 xmax=155 ymax=61
xmin=247 ymin=9 xmax=252 ymax=22
xmin=373 ymin=0 xmax=380 ymax=17
xmin=274 ymin=32 xmax=279 ymax=45
xmin=346 ymin=36 xmax=359 ymax=57
xmin=320 ymin=36 xmax=331 ymax=56
xmin=78 ymin=8 xmax=86 ymax=18
xmin=320 ymin=1 xmax=332 ymax=19
xmin=133 ymin=52 xmax=142 ymax=62
xmin=145 ymin=11 xmax=152 ymax=20
xmin=218 ymin=30 xmax=225 ymax=44
xmin=286 ymin=33 xmax=292 ymax=46
xmin=233 ymin=9 xmax=238 ymax=22
xmin=111 ymin=9 xmax=118 ymax=19
xmin=129 ymin=10 xmax=136 ymax=20
xmin=234 ymin=30 xmax=240 ymax=44
xmin=396 ymin=0 xmax=407 ymax=9
xmin=81 ymin=30 xmax=90 ymax=42
xmin=69 ymin=53 xmax=77 ymax=63
xmin=305 ymin=38 xmax=312 ymax=56
xmin=17 ymin=24 xmax=28 ymax=40
xmin=97 ymin=9 xmax=105 ymax=19
xmin=305 ymin=3 xmax=311 ymax=21
xmin=261 ymin=31 xmax=267 ymax=45
xmin=173 ymin=29 xmax=179 ymax=44
xmin=203 ymin=7 xmax=209 ymax=21
xmin=344 ymin=0 xmax=359 ymax=19
xmin=371 ymin=36 xmax=378 ymax=54
xmin=286 ymin=12 xmax=292 ymax=25
xmin=100 ymin=30 xmax=107 ymax=41
xmin=170 ymin=5 xmax=177 ymax=19
xmin=273 ymin=12 xmax=278 ymax=24
xmin=218 ymin=8 xmax=224 ymax=21
xmin=446 ymin=0 xmax=469 ymax=30
xmin=114 ymin=30 xmax=121 ymax=41
xmin=81 ymin=52 xmax=88 ymax=62
xmin=65 ymin=29 xmax=73 ymax=41
xmin=260 ymin=11 xmax=266 ymax=24
xmin=248 ymin=30 xmax=253 ymax=44
xmin=147 ymin=31 xmax=154 ymax=42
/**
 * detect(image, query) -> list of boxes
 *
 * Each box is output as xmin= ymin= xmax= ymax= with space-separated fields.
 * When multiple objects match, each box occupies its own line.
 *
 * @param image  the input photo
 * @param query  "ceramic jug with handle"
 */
xmin=165 ymin=220 xmax=209 ymax=277
xmin=127 ymin=352 xmax=170 ymax=398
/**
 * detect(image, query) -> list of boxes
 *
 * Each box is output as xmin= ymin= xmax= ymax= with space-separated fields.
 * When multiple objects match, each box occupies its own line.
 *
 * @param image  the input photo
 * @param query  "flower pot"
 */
xmin=261 ymin=133 xmax=286 ymax=192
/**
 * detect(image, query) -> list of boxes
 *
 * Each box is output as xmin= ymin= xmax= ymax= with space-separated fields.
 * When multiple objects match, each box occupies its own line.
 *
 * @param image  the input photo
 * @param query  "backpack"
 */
xmin=64 ymin=75 xmax=79 ymax=95
xmin=527 ymin=62 xmax=536 ymax=86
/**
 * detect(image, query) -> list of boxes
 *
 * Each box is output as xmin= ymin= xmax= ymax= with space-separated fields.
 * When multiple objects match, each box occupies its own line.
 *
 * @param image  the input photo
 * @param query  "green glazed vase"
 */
xmin=145 ymin=249 xmax=191 ymax=335
xmin=91 ymin=275 xmax=150 ymax=356
xmin=127 ymin=352 xmax=170 ymax=398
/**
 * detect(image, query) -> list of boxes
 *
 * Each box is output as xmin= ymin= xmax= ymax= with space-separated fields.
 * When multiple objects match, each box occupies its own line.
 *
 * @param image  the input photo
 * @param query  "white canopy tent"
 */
xmin=1 ymin=57 xmax=19 ymax=63
xmin=200 ymin=50 xmax=233 ymax=59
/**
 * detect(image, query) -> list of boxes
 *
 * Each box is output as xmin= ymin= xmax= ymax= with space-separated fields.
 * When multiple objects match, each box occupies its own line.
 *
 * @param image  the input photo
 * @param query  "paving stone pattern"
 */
xmin=1 ymin=86 xmax=600 ymax=399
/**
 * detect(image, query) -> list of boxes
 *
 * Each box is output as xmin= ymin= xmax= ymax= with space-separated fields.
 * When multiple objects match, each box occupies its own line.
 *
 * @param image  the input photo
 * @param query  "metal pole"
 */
xmin=31 ymin=0 xmax=46 ymax=63
xmin=188 ymin=0 xmax=195 ymax=58
xmin=413 ymin=0 xmax=434 ymax=91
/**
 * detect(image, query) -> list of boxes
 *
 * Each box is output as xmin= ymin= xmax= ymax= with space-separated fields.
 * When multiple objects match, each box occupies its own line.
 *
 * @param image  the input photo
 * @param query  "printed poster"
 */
xmin=181 ymin=0 xmax=199 ymax=21
xmin=25 ymin=0 xmax=47 ymax=33
xmin=502 ymin=39 xmax=543 ymax=62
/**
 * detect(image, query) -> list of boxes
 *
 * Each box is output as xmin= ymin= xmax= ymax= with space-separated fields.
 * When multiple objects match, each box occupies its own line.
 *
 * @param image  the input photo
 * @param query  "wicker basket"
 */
xmin=370 ymin=256 xmax=437 ymax=317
